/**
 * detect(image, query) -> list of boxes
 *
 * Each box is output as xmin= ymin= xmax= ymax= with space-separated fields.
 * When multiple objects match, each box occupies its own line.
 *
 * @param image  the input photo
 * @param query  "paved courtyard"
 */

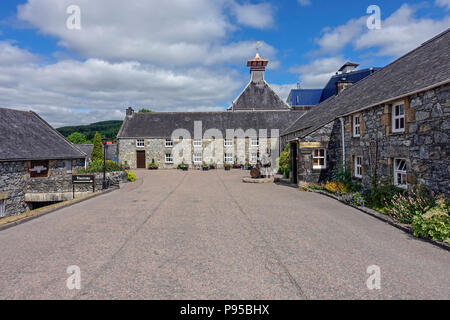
xmin=0 ymin=170 xmax=449 ymax=299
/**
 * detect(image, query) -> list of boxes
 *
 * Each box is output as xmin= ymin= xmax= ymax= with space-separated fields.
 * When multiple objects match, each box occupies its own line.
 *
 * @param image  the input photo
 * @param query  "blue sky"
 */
xmin=0 ymin=0 xmax=449 ymax=126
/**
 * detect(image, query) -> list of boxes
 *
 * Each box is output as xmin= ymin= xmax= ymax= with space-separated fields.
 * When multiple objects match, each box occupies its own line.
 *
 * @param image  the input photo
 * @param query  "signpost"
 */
xmin=72 ymin=175 xmax=95 ymax=199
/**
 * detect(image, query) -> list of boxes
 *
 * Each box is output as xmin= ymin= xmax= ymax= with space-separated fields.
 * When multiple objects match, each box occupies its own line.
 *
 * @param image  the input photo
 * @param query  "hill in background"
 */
xmin=57 ymin=120 xmax=123 ymax=142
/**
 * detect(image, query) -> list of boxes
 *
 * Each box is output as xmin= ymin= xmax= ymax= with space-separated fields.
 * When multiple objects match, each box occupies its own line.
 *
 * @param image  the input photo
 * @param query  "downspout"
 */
xmin=339 ymin=117 xmax=346 ymax=169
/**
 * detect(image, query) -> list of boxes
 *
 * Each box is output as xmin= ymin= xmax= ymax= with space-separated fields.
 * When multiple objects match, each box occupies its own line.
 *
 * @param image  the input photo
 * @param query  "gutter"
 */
xmin=339 ymin=117 xmax=346 ymax=168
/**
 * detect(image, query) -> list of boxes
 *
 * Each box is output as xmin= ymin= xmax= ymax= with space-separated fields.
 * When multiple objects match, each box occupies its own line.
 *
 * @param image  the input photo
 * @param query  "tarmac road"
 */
xmin=0 ymin=170 xmax=448 ymax=299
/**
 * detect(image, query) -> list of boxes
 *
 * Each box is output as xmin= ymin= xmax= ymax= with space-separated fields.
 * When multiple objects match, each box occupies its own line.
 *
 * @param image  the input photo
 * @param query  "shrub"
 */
xmin=324 ymin=181 xmax=347 ymax=194
xmin=278 ymin=144 xmax=290 ymax=178
xmin=148 ymin=158 xmax=159 ymax=169
xmin=126 ymin=170 xmax=137 ymax=182
xmin=339 ymin=192 xmax=366 ymax=207
xmin=177 ymin=161 xmax=188 ymax=169
xmin=91 ymin=132 xmax=104 ymax=162
xmin=363 ymin=179 xmax=404 ymax=209
xmin=78 ymin=160 xmax=124 ymax=173
xmin=385 ymin=189 xmax=434 ymax=224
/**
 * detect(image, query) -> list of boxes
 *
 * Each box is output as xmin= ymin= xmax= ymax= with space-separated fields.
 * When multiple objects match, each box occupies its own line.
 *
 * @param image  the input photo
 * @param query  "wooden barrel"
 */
xmin=250 ymin=168 xmax=260 ymax=179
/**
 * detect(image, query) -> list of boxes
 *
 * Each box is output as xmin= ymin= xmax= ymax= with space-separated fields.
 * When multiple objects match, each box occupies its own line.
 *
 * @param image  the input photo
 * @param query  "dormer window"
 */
xmin=165 ymin=139 xmax=173 ymax=147
xmin=392 ymin=102 xmax=405 ymax=133
xmin=193 ymin=139 xmax=202 ymax=147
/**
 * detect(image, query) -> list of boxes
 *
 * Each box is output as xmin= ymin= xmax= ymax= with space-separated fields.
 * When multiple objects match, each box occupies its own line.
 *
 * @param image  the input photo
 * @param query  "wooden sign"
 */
xmin=299 ymin=142 xmax=321 ymax=149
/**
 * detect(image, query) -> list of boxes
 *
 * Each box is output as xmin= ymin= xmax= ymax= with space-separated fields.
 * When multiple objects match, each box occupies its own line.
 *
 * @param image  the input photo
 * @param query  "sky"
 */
xmin=0 ymin=0 xmax=449 ymax=127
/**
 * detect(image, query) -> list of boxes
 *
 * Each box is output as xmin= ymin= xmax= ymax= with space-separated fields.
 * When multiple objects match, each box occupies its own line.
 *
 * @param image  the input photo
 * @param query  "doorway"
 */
xmin=290 ymin=142 xmax=298 ymax=185
xmin=136 ymin=151 xmax=146 ymax=169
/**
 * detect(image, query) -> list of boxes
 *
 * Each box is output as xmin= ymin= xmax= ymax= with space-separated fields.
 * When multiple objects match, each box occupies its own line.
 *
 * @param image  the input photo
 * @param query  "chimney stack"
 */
xmin=247 ymin=53 xmax=268 ymax=83
xmin=126 ymin=107 xmax=134 ymax=116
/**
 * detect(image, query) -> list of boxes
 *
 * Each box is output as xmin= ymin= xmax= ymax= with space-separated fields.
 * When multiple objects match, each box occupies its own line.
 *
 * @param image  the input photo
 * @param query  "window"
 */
xmin=312 ymin=149 xmax=326 ymax=169
xmin=392 ymin=102 xmax=405 ymax=133
xmin=224 ymin=153 xmax=233 ymax=163
xmin=0 ymin=200 xmax=5 ymax=218
xmin=394 ymin=158 xmax=407 ymax=189
xmin=193 ymin=152 xmax=202 ymax=163
xmin=355 ymin=156 xmax=362 ymax=178
xmin=193 ymin=139 xmax=202 ymax=147
xmin=165 ymin=139 xmax=173 ymax=147
xmin=65 ymin=160 xmax=72 ymax=174
xmin=30 ymin=160 xmax=49 ymax=178
xmin=251 ymin=137 xmax=259 ymax=147
xmin=165 ymin=153 xmax=173 ymax=163
xmin=136 ymin=139 xmax=145 ymax=147
xmin=251 ymin=152 xmax=258 ymax=164
xmin=224 ymin=139 xmax=233 ymax=147
xmin=353 ymin=115 xmax=361 ymax=137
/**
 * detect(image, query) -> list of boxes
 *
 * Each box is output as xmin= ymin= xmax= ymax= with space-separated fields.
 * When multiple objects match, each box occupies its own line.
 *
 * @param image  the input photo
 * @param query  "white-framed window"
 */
xmin=224 ymin=153 xmax=233 ymax=163
xmin=394 ymin=158 xmax=407 ymax=189
xmin=392 ymin=102 xmax=405 ymax=133
xmin=224 ymin=139 xmax=233 ymax=147
xmin=251 ymin=137 xmax=259 ymax=147
xmin=165 ymin=139 xmax=173 ymax=147
xmin=355 ymin=156 xmax=362 ymax=178
xmin=65 ymin=160 xmax=72 ymax=174
xmin=165 ymin=153 xmax=173 ymax=164
xmin=136 ymin=139 xmax=145 ymax=148
xmin=193 ymin=152 xmax=202 ymax=163
xmin=0 ymin=199 xmax=5 ymax=218
xmin=193 ymin=139 xmax=202 ymax=147
xmin=251 ymin=152 xmax=258 ymax=164
xmin=312 ymin=149 xmax=326 ymax=169
xmin=353 ymin=115 xmax=361 ymax=137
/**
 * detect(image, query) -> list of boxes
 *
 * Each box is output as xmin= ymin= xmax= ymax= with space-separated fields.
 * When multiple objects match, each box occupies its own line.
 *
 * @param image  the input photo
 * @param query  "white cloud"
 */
xmin=297 ymin=0 xmax=311 ymax=7
xmin=0 ymin=42 xmax=242 ymax=127
xmin=355 ymin=4 xmax=450 ymax=56
xmin=229 ymin=2 xmax=275 ymax=29
xmin=436 ymin=0 xmax=450 ymax=10
xmin=288 ymin=57 xmax=345 ymax=88
xmin=314 ymin=4 xmax=450 ymax=57
xmin=17 ymin=0 xmax=277 ymax=66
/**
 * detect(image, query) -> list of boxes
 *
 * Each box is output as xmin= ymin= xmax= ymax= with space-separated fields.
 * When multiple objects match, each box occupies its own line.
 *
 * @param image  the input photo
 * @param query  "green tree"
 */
xmin=67 ymin=132 xmax=87 ymax=144
xmin=91 ymin=132 xmax=104 ymax=162
xmin=138 ymin=108 xmax=153 ymax=113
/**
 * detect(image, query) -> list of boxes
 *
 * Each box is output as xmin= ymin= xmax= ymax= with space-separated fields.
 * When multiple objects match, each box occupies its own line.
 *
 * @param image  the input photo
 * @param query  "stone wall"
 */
xmin=292 ymin=84 xmax=449 ymax=194
xmin=118 ymin=137 xmax=281 ymax=171
xmin=0 ymin=161 xmax=27 ymax=217
xmin=0 ymin=158 xmax=128 ymax=217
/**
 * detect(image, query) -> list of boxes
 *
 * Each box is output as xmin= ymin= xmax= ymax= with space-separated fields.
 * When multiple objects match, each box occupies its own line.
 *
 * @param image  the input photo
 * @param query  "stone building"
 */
xmin=117 ymin=53 xmax=305 ymax=170
xmin=0 ymin=108 xmax=86 ymax=217
xmin=282 ymin=29 xmax=450 ymax=194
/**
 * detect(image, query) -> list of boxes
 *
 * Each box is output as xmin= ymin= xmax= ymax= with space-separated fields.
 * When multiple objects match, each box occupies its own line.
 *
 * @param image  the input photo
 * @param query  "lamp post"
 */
xmin=102 ymin=138 xmax=107 ymax=190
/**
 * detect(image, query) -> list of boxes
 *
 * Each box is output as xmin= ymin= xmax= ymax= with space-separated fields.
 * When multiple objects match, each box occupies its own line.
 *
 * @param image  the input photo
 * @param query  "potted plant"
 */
xmin=148 ymin=159 xmax=159 ymax=170
xmin=244 ymin=161 xmax=251 ymax=170
xmin=233 ymin=163 xmax=243 ymax=169
xmin=202 ymin=161 xmax=209 ymax=171
xmin=209 ymin=161 xmax=216 ymax=170
xmin=178 ymin=161 xmax=189 ymax=171
xmin=224 ymin=163 xmax=232 ymax=171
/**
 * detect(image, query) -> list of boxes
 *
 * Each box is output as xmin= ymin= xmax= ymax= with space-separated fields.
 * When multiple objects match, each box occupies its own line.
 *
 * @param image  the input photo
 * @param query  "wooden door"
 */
xmin=136 ymin=151 xmax=146 ymax=169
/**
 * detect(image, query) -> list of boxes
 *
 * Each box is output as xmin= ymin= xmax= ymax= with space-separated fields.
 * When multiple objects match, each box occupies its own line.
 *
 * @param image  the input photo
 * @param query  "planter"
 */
xmin=209 ymin=165 xmax=216 ymax=170
xmin=233 ymin=164 xmax=243 ymax=169
xmin=202 ymin=166 xmax=209 ymax=171
xmin=148 ymin=166 xmax=159 ymax=170
xmin=181 ymin=166 xmax=189 ymax=171
xmin=224 ymin=166 xmax=231 ymax=171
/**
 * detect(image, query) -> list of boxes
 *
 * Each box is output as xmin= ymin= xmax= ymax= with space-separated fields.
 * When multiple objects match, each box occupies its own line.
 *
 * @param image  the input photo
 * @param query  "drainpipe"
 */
xmin=339 ymin=117 xmax=346 ymax=169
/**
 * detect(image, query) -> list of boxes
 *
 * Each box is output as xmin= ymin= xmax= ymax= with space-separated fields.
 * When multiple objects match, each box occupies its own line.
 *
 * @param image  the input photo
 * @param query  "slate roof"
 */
xmin=283 ymin=28 xmax=450 ymax=137
xmin=0 ymin=108 xmax=86 ymax=161
xmin=77 ymin=144 xmax=93 ymax=160
xmin=288 ymin=68 xmax=379 ymax=107
xmin=118 ymin=111 xmax=305 ymax=138
xmin=228 ymin=81 xmax=291 ymax=111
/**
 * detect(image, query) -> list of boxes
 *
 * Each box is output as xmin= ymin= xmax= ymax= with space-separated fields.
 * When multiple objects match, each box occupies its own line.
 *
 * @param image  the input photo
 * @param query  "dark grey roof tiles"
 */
xmin=284 ymin=28 xmax=450 ymax=137
xmin=77 ymin=144 xmax=93 ymax=160
xmin=0 ymin=108 xmax=86 ymax=161
xmin=229 ymin=81 xmax=291 ymax=111
xmin=118 ymin=111 xmax=305 ymax=138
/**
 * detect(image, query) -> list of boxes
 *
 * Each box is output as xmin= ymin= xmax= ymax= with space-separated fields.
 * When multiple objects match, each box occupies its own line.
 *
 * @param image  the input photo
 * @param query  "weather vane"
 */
xmin=256 ymin=41 xmax=263 ymax=54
